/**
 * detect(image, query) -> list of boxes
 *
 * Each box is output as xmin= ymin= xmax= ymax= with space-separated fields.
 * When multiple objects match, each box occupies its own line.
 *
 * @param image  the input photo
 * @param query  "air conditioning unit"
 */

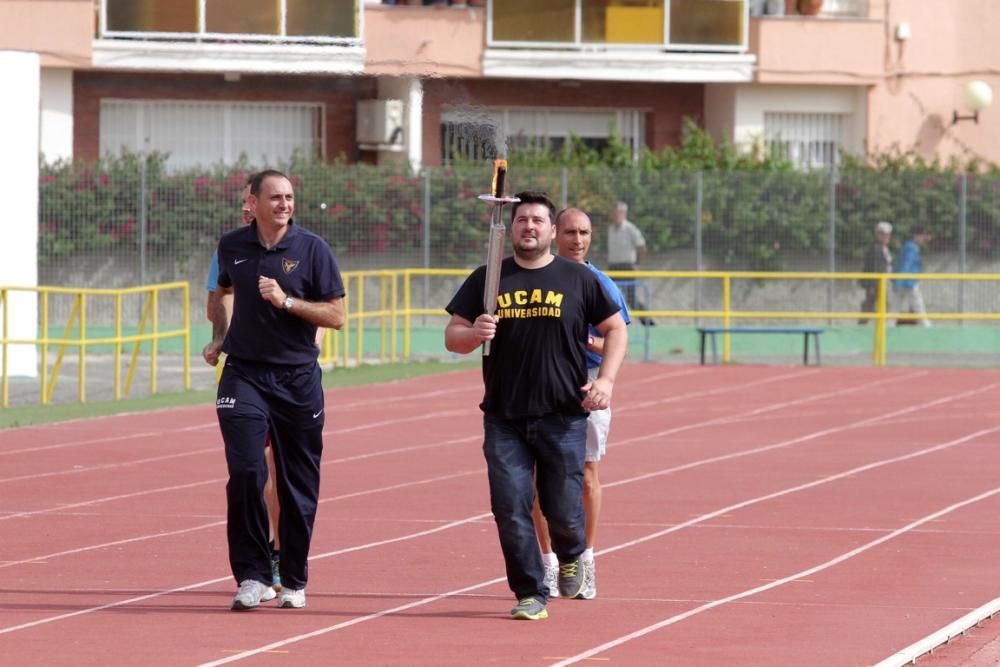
xmin=356 ymin=99 xmax=404 ymax=146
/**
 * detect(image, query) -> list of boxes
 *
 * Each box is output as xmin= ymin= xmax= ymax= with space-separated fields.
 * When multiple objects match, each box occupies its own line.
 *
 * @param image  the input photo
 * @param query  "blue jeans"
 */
xmin=483 ymin=412 xmax=588 ymax=600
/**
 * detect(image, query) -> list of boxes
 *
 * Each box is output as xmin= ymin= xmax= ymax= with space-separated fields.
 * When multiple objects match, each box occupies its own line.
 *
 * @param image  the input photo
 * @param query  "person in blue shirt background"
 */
xmin=893 ymin=225 xmax=932 ymax=327
xmin=532 ymin=207 xmax=631 ymax=602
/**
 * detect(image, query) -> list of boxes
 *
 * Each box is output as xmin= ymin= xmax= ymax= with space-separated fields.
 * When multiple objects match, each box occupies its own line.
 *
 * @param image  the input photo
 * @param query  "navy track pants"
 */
xmin=216 ymin=357 xmax=325 ymax=591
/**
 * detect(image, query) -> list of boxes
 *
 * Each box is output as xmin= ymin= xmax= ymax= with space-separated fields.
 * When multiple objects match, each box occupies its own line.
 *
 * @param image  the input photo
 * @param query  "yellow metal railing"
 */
xmin=320 ymin=269 xmax=1000 ymax=369
xmin=602 ymin=270 xmax=1000 ymax=367
xmin=320 ymin=269 xmax=450 ymax=368
xmin=7 ymin=270 xmax=998 ymax=406
xmin=1 ymin=282 xmax=191 ymax=407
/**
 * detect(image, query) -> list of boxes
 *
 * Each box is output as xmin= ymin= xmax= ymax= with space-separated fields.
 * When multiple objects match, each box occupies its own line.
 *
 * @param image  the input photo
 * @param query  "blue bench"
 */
xmin=697 ymin=326 xmax=824 ymax=366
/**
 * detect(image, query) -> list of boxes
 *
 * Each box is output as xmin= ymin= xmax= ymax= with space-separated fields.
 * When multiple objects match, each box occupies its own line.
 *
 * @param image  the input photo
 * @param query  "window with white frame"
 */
xmin=101 ymin=0 xmax=360 ymax=42
xmin=441 ymin=107 xmax=645 ymax=164
xmin=100 ymin=100 xmax=324 ymax=169
xmin=764 ymin=111 xmax=844 ymax=170
xmin=819 ymin=0 xmax=869 ymax=17
xmin=489 ymin=0 xmax=747 ymax=51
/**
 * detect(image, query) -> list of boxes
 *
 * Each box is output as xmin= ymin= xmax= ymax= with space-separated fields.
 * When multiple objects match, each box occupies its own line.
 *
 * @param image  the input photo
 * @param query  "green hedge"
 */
xmin=39 ymin=123 xmax=1000 ymax=270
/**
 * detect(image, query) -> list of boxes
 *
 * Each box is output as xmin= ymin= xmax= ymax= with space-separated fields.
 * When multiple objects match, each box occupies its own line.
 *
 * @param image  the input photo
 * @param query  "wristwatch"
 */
xmin=282 ymin=296 xmax=294 ymax=310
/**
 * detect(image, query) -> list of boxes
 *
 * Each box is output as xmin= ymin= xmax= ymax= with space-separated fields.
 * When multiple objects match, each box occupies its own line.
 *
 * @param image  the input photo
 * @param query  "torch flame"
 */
xmin=491 ymin=159 xmax=508 ymax=198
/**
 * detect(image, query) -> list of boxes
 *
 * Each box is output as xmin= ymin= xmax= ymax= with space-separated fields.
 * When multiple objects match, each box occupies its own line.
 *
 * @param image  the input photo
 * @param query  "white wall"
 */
xmin=377 ymin=77 xmax=423 ymax=171
xmin=0 ymin=52 xmax=40 ymax=377
xmin=704 ymin=83 xmax=738 ymax=146
xmin=706 ymin=83 xmax=868 ymax=156
xmin=40 ymin=67 xmax=73 ymax=163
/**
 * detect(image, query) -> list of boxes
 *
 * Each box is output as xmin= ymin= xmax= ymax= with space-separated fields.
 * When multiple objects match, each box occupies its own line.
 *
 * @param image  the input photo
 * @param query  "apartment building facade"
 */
xmin=5 ymin=0 xmax=999 ymax=171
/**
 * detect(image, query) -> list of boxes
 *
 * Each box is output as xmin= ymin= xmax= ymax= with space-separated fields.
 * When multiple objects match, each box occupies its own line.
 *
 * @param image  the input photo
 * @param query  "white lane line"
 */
xmin=627 ymin=366 xmax=732 ymax=385
xmin=0 ymin=448 xmax=213 ymax=485
xmin=0 ymin=367 xmax=793 ymax=457
xmin=3 ymin=401 xmax=995 ymax=648
xmin=0 ymin=373 xmax=958 ymax=565
xmin=0 ymin=469 xmax=486 ymax=569
xmin=0 ymin=430 xmax=182 ymax=457
xmin=194 ymin=574 xmax=509 ymax=667
xmin=0 ymin=378 xmax=483 ymax=456
xmin=0 ymin=369 xmax=835 ymax=491
xmin=0 ymin=522 xmax=223 ymax=569
xmin=0 ymin=469 xmax=486 ymax=568
xmin=609 ymin=370 xmax=935 ymax=453
xmin=617 ymin=368 xmax=826 ymax=413
xmin=200 ymin=425 xmax=1000 ymax=666
xmin=599 ymin=426 xmax=1000 ymax=557
xmin=332 ymin=382 xmax=483 ymax=410
xmin=874 ymin=597 xmax=1000 ymax=666
xmin=0 ymin=375 xmax=954 ymax=558
xmin=0 ymin=432 xmax=482 ymax=490
xmin=196 ymin=573 xmax=507 ymax=667
xmin=0 ymin=459 xmax=482 ymax=523
xmin=0 ymin=513 xmax=493 ymax=636
xmin=0 ymin=374 xmax=984 ymax=641
xmin=323 ymin=409 xmax=469 ymax=434
xmin=550 ymin=476 xmax=1000 ymax=666
xmin=605 ymin=383 xmax=998 ymax=491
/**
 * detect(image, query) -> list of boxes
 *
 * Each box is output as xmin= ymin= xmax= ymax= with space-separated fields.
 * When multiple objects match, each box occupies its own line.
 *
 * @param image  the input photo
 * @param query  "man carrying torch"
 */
xmin=445 ymin=172 xmax=628 ymax=621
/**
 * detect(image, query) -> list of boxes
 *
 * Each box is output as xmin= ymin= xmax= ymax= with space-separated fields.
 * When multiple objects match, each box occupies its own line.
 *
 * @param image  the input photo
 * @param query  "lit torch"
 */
xmin=479 ymin=159 xmax=519 ymax=356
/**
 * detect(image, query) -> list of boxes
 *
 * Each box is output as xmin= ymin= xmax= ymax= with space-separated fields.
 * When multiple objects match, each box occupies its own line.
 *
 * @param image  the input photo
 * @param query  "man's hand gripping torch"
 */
xmin=478 ymin=160 xmax=519 ymax=356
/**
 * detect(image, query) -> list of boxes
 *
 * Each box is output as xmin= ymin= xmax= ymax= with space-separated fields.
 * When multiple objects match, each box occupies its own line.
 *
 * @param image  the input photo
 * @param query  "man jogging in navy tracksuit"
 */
xmin=205 ymin=169 xmax=345 ymax=611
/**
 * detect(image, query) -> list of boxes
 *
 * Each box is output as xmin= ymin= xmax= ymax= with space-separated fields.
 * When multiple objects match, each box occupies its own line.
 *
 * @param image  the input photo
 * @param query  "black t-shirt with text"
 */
xmin=446 ymin=256 xmax=620 ymax=419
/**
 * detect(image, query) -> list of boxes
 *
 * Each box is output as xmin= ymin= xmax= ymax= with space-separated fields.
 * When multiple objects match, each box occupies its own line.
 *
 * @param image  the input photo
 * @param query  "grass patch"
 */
xmin=0 ymin=359 xmax=478 ymax=430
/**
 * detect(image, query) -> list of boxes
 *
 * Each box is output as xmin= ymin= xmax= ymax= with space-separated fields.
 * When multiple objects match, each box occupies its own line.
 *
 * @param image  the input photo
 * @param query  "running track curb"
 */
xmin=875 ymin=597 xmax=1000 ymax=666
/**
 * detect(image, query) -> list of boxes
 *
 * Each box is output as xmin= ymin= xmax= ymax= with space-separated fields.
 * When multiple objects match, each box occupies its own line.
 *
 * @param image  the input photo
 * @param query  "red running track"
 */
xmin=3 ymin=365 xmax=1000 ymax=666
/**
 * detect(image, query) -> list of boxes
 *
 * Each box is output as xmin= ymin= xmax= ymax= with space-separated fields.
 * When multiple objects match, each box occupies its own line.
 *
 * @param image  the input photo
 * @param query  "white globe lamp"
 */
xmin=953 ymin=80 xmax=993 ymax=124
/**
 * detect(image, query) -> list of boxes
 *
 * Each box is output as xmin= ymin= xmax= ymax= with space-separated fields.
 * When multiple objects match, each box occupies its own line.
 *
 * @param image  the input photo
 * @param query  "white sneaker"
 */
xmin=579 ymin=559 xmax=597 ymax=600
xmin=232 ymin=579 xmax=277 ymax=610
xmin=543 ymin=563 xmax=560 ymax=598
xmin=279 ymin=588 xmax=306 ymax=609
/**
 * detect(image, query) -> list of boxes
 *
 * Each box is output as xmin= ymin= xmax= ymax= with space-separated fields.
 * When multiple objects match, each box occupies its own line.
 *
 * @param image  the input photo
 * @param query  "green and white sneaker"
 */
xmin=558 ymin=558 xmax=586 ymax=599
xmin=511 ymin=596 xmax=548 ymax=621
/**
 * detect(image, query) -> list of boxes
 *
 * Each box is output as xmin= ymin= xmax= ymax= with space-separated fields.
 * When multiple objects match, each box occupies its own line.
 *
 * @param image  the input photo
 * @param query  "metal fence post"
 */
xmin=139 ymin=157 xmax=148 ymax=287
xmin=422 ymin=168 xmax=431 ymax=327
xmin=694 ymin=171 xmax=704 ymax=319
xmin=958 ymin=172 xmax=968 ymax=316
xmin=560 ymin=167 xmax=568 ymax=209
xmin=827 ymin=166 xmax=837 ymax=322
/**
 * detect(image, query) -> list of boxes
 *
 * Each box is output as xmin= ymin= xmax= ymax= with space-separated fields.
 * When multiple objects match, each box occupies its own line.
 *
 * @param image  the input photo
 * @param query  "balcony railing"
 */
xmin=817 ymin=0 xmax=869 ymax=18
xmin=488 ymin=0 xmax=748 ymax=53
xmin=98 ymin=0 xmax=361 ymax=44
xmin=750 ymin=0 xmax=870 ymax=19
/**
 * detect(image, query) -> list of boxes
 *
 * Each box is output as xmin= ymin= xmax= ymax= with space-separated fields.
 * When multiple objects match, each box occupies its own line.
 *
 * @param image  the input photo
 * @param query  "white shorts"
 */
xmin=586 ymin=367 xmax=611 ymax=463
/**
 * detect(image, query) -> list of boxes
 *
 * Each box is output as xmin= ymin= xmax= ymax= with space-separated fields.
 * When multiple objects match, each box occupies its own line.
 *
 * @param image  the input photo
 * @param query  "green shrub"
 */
xmin=38 ymin=123 xmax=1000 ymax=271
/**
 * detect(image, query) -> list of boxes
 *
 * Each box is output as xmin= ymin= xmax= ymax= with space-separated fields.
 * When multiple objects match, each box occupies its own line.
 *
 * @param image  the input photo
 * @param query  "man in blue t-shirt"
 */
xmin=444 ymin=192 xmax=628 ymax=621
xmin=892 ymin=225 xmax=932 ymax=327
xmin=532 ymin=207 xmax=630 ymax=603
xmin=206 ymin=170 xmax=346 ymax=612
xmin=204 ymin=177 xmax=255 ymax=325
